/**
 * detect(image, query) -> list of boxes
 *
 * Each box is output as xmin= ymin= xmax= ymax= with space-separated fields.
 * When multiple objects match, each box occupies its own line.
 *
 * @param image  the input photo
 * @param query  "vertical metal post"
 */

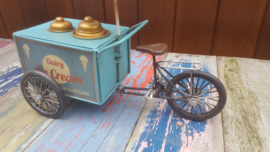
xmin=153 ymin=55 xmax=157 ymax=89
xmin=190 ymin=70 xmax=193 ymax=96
xmin=114 ymin=0 xmax=121 ymax=35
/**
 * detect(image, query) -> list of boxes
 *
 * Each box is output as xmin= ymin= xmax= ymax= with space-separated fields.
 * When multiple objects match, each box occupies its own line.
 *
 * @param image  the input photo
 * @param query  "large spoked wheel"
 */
xmin=166 ymin=71 xmax=226 ymax=121
xmin=20 ymin=71 xmax=67 ymax=118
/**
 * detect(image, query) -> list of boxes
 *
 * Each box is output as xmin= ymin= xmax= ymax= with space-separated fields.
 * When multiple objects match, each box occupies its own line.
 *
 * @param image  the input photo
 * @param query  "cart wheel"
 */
xmin=20 ymin=71 xmax=67 ymax=118
xmin=166 ymin=71 xmax=226 ymax=121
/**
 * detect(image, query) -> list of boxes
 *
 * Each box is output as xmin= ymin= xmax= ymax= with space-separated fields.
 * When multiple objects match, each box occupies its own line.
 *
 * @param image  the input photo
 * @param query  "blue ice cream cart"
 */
xmin=13 ymin=2 xmax=226 ymax=121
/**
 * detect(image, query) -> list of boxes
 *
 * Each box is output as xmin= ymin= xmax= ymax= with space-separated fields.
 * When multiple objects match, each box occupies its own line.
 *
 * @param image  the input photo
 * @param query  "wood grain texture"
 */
xmin=105 ymin=0 xmax=138 ymax=49
xmin=254 ymin=2 xmax=270 ymax=60
xmin=0 ymin=44 xmax=18 ymax=71
xmin=20 ymin=0 xmax=49 ymax=27
xmin=217 ymin=57 xmax=270 ymax=152
xmin=173 ymin=0 xmax=219 ymax=55
xmin=126 ymin=53 xmax=224 ymax=152
xmin=0 ymin=0 xmax=27 ymax=38
xmin=212 ymin=0 xmax=268 ymax=58
xmin=45 ymin=0 xmax=74 ymax=20
xmin=138 ymin=0 xmax=176 ymax=52
xmin=72 ymin=0 xmax=105 ymax=22
xmin=0 ymin=12 xmax=8 ymax=38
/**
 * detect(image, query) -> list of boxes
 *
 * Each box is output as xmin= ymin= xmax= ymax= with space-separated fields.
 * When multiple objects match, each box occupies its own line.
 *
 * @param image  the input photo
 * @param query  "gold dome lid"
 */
xmin=73 ymin=16 xmax=110 ymax=39
xmin=49 ymin=17 xmax=75 ymax=32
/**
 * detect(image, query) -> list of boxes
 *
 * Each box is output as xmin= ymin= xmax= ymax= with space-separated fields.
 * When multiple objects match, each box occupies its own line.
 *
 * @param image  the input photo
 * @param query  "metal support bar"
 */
xmin=157 ymin=60 xmax=202 ymax=71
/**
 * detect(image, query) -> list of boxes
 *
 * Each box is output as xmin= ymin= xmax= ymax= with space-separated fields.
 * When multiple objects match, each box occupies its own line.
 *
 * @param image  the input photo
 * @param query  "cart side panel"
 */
xmin=98 ymin=33 xmax=130 ymax=103
xmin=14 ymin=36 xmax=98 ymax=103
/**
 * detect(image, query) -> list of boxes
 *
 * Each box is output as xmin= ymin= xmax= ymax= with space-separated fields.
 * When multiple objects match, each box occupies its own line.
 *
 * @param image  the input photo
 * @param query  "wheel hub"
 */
xmin=35 ymin=94 xmax=43 ymax=102
xmin=189 ymin=98 xmax=199 ymax=106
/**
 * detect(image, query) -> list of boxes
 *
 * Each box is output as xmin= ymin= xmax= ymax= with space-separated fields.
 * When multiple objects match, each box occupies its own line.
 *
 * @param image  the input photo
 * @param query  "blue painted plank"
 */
xmin=25 ymin=51 xmax=164 ymax=152
xmin=0 ymin=61 xmax=22 ymax=96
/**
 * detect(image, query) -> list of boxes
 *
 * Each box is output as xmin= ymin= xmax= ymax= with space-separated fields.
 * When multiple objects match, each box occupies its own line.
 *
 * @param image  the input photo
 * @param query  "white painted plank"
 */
xmin=0 ymin=44 xmax=19 ymax=71
xmin=218 ymin=57 xmax=270 ymax=152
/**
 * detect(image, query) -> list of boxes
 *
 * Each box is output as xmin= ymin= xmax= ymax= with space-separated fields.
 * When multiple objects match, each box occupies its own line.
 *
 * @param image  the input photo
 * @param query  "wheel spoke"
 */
xmin=43 ymin=93 xmax=57 ymax=98
xmin=199 ymin=96 xmax=219 ymax=99
xmin=177 ymin=81 xmax=190 ymax=93
xmin=180 ymin=102 xmax=188 ymax=109
xmin=45 ymin=98 xmax=59 ymax=105
xmin=191 ymin=106 xmax=194 ymax=114
xmin=42 ymin=86 xmax=51 ymax=96
xmin=25 ymin=87 xmax=38 ymax=96
xmin=40 ymin=101 xmax=45 ymax=112
xmin=198 ymin=87 xmax=216 ymax=97
xmin=198 ymin=103 xmax=207 ymax=113
xmin=199 ymin=100 xmax=216 ymax=109
xmin=44 ymin=100 xmax=58 ymax=111
xmin=39 ymin=79 xmax=43 ymax=94
xmin=195 ymin=78 xmax=200 ymax=90
xmin=201 ymin=82 xmax=210 ymax=91
xmin=27 ymin=81 xmax=39 ymax=94
xmin=185 ymin=104 xmax=191 ymax=112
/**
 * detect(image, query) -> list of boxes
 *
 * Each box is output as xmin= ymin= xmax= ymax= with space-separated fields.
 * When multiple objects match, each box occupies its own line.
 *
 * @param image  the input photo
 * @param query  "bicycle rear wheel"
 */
xmin=166 ymin=71 xmax=226 ymax=121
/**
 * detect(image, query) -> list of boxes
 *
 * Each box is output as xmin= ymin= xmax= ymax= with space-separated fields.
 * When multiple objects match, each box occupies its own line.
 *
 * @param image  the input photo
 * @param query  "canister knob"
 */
xmin=49 ymin=17 xmax=75 ymax=32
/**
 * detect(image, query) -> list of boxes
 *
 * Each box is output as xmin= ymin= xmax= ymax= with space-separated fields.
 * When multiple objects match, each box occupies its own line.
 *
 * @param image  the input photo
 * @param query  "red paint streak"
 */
xmin=78 ymin=117 xmax=83 ymax=121
xmin=131 ymin=50 xmax=136 ymax=57
xmin=101 ymin=118 xmax=109 ymax=130
xmin=123 ymin=75 xmax=133 ymax=85
xmin=68 ymin=126 xmax=76 ymax=133
xmin=124 ymin=114 xmax=131 ymax=122
xmin=36 ymin=144 xmax=43 ymax=152
xmin=106 ymin=122 xmax=112 ymax=129
xmin=106 ymin=95 xmax=118 ymax=109
xmin=61 ymin=135 xmax=63 ymax=137
xmin=59 ymin=143 xmax=63 ymax=145
xmin=80 ymin=139 xmax=85 ymax=144
xmin=131 ymin=61 xmax=136 ymax=65
xmin=130 ymin=100 xmax=133 ymax=104
xmin=94 ymin=122 xmax=97 ymax=124
xmin=75 ymin=127 xmax=85 ymax=139
xmin=130 ymin=56 xmax=151 ymax=88
xmin=90 ymin=116 xmax=93 ymax=121
xmin=115 ymin=100 xmax=121 ymax=105
xmin=56 ymin=140 xmax=59 ymax=144
xmin=134 ymin=102 xmax=137 ymax=107
xmin=136 ymin=52 xmax=142 ymax=58
xmin=122 ymin=100 xmax=126 ymax=103
xmin=101 ymin=108 xmax=107 ymax=112
xmin=107 ymin=108 xmax=114 ymax=116
xmin=65 ymin=141 xmax=73 ymax=149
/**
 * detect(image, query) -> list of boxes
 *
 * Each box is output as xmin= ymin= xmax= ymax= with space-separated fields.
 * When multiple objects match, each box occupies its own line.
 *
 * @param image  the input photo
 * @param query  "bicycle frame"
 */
xmin=116 ymin=55 xmax=203 ymax=101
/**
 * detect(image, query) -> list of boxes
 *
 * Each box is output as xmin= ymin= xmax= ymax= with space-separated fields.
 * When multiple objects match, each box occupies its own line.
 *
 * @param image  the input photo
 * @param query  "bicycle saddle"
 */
xmin=136 ymin=43 xmax=168 ymax=55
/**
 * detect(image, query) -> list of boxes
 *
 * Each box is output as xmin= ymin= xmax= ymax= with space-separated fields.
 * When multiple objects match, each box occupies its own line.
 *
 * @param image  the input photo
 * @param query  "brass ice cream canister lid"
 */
xmin=73 ymin=16 xmax=110 ymax=39
xmin=49 ymin=17 xmax=75 ymax=32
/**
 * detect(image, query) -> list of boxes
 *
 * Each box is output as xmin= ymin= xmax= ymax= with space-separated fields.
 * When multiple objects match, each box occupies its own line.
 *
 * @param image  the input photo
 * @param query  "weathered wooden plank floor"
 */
xmin=1 ymin=39 xmax=270 ymax=152
xmin=218 ymin=57 xmax=270 ymax=152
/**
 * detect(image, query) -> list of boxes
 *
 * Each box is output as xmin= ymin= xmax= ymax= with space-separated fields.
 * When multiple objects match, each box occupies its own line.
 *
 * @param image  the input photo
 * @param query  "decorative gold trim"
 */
xmin=48 ymin=27 xmax=75 ymax=33
xmin=15 ymin=37 xmax=98 ymax=102
xmin=72 ymin=29 xmax=110 ymax=39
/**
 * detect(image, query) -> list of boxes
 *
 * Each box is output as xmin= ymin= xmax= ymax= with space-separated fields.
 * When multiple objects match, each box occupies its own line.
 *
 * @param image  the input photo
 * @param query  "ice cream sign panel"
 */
xmin=16 ymin=37 xmax=97 ymax=102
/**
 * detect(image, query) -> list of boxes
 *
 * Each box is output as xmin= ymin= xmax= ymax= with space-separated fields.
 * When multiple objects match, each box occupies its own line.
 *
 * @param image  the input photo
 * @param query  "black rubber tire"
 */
xmin=166 ymin=71 xmax=226 ymax=121
xmin=20 ymin=70 xmax=67 ymax=118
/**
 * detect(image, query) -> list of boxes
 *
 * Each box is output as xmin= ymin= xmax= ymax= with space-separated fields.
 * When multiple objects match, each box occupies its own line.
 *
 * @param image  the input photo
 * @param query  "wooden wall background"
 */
xmin=0 ymin=0 xmax=270 ymax=59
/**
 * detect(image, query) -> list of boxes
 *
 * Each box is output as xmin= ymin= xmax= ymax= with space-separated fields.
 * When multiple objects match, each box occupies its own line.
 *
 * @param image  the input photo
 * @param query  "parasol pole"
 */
xmin=114 ymin=0 xmax=121 ymax=36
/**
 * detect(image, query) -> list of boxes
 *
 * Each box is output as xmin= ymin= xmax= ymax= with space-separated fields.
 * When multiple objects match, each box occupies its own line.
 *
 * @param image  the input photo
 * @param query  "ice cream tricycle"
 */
xmin=13 ymin=1 xmax=226 ymax=121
